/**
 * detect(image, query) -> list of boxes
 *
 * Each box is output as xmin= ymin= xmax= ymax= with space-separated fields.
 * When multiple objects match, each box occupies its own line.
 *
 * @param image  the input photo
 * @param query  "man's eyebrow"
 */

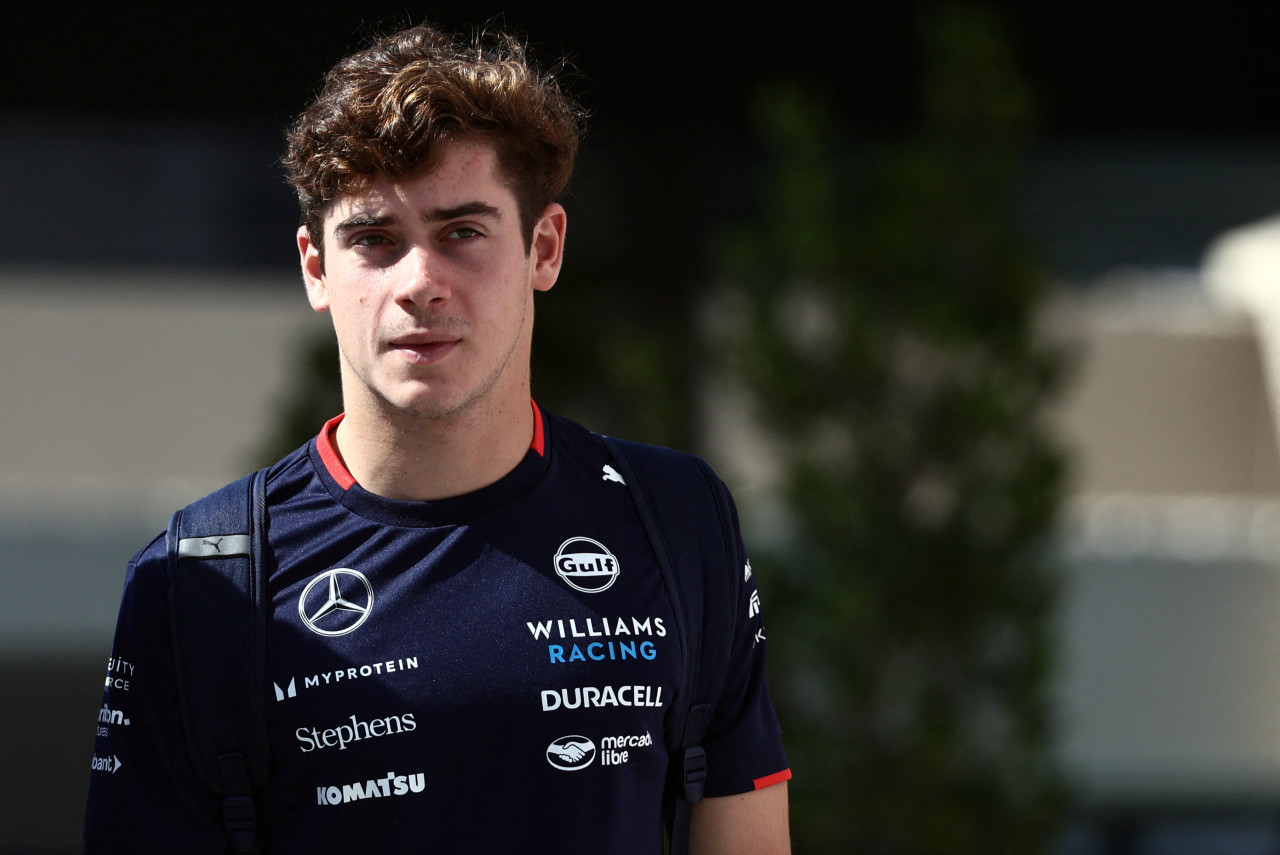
xmin=424 ymin=202 xmax=502 ymax=223
xmin=330 ymin=202 xmax=502 ymax=239
xmin=332 ymin=214 xmax=394 ymax=240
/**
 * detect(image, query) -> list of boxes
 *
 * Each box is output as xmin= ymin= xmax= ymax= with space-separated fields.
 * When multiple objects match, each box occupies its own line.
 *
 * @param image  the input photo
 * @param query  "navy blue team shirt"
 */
xmin=84 ymin=404 xmax=789 ymax=853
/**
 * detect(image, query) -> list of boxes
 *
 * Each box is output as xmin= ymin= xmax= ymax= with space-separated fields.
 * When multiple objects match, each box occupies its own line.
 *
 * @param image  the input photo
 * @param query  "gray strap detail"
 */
xmin=177 ymin=534 xmax=251 ymax=558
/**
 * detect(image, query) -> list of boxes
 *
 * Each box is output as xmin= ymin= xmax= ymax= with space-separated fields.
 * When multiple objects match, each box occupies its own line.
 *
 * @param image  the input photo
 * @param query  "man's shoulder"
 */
xmin=126 ymin=530 xmax=169 ymax=580
xmin=181 ymin=439 xmax=314 ymax=515
xmin=130 ymin=439 xmax=316 ymax=571
xmin=544 ymin=409 xmax=714 ymax=472
xmin=542 ymin=410 xmax=735 ymax=532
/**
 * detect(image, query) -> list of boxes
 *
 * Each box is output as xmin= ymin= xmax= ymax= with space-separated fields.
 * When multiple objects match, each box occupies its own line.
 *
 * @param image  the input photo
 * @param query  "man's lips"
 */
xmin=388 ymin=333 xmax=459 ymax=363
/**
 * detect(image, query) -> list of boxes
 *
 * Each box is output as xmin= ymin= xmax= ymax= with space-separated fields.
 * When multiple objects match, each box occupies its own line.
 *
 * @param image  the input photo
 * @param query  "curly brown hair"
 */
xmin=283 ymin=23 xmax=583 ymax=255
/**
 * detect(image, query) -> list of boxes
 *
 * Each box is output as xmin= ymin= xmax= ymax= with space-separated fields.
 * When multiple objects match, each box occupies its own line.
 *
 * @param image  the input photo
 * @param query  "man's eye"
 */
xmin=446 ymin=226 xmax=480 ymax=240
xmin=353 ymin=234 xmax=391 ymax=247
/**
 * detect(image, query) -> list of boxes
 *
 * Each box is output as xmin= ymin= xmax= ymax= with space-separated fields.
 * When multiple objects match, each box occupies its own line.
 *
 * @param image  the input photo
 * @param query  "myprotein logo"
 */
xmin=546 ymin=736 xmax=596 ymax=771
xmin=299 ymin=569 xmax=374 ymax=636
xmin=554 ymin=537 xmax=620 ymax=593
xmin=274 ymin=655 xmax=420 ymax=702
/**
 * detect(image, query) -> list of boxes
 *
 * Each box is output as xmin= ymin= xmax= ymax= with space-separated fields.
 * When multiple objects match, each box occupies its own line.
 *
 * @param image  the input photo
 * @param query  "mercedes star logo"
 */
xmin=298 ymin=568 xmax=374 ymax=637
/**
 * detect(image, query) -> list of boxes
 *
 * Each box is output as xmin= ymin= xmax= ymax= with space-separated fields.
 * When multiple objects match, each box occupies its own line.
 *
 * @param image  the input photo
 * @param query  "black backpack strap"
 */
xmin=166 ymin=468 xmax=271 ymax=855
xmin=598 ymin=436 xmax=739 ymax=855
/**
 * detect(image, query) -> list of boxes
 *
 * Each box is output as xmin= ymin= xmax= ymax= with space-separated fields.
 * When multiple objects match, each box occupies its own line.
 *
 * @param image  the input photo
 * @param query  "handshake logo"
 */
xmin=546 ymin=735 xmax=596 ymax=771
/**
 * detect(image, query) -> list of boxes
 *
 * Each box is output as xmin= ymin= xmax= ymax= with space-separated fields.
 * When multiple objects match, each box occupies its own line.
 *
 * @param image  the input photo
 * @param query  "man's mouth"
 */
xmin=388 ymin=333 xmax=459 ymax=363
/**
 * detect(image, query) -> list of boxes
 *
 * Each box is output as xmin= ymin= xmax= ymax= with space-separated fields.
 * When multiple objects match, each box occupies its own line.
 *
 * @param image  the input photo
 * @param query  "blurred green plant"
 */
xmin=714 ymin=6 xmax=1067 ymax=853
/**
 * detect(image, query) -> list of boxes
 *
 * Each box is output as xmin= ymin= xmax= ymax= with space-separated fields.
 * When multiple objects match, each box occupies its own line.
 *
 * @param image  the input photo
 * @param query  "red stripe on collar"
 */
xmin=316 ymin=413 xmax=356 ymax=490
xmin=316 ymin=402 xmax=545 ymax=490
xmin=530 ymin=399 xmax=545 ymax=458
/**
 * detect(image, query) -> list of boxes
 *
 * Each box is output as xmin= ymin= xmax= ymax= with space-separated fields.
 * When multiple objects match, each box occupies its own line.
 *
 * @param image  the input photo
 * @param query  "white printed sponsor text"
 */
xmin=541 ymin=684 xmax=664 ymax=711
xmin=316 ymin=771 xmax=425 ymax=805
xmin=296 ymin=712 xmax=416 ymax=752
xmin=103 ymin=657 xmax=135 ymax=692
xmin=96 ymin=705 xmax=131 ymax=737
xmin=91 ymin=754 xmax=122 ymax=774
xmin=598 ymin=731 xmax=653 ymax=767
xmin=274 ymin=656 xmax=419 ymax=702
xmin=526 ymin=616 xmax=666 ymax=640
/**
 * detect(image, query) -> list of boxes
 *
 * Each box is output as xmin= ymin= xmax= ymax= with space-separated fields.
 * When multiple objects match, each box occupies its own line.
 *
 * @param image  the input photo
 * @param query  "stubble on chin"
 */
xmin=346 ymin=349 xmax=520 ymax=429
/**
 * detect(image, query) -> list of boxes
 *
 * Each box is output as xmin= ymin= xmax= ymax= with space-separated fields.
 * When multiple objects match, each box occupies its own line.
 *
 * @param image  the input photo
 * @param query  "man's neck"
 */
xmin=332 ymin=396 xmax=536 ymax=501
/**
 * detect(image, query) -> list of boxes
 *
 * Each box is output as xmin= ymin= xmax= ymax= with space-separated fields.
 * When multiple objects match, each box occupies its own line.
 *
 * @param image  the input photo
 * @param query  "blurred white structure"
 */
xmin=1052 ymin=216 xmax=1280 ymax=812
xmin=1206 ymin=215 xmax=1280 ymax=452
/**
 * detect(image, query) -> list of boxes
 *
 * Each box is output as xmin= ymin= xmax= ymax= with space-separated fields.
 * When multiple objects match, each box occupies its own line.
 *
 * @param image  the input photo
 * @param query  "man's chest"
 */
xmin=260 ymin=499 xmax=680 ymax=794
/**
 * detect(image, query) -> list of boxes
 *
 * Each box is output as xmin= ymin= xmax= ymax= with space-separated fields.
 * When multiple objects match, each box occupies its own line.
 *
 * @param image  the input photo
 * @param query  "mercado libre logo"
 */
xmin=546 ymin=735 xmax=596 ymax=771
xmin=553 ymin=537 xmax=620 ymax=594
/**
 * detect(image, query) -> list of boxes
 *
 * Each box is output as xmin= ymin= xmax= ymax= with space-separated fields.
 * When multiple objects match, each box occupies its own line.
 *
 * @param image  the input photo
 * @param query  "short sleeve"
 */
xmin=83 ymin=536 xmax=227 ymax=854
xmin=699 ymin=485 xmax=792 ymax=797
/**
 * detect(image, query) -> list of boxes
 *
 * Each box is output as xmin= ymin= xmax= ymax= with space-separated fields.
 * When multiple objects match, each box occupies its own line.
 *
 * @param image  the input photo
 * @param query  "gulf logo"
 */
xmin=554 ymin=537 xmax=620 ymax=594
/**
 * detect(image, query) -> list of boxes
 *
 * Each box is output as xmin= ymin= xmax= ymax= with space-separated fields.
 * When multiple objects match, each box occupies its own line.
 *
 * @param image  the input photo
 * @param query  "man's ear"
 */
xmin=530 ymin=203 xmax=567 ymax=293
xmin=298 ymin=225 xmax=329 ymax=312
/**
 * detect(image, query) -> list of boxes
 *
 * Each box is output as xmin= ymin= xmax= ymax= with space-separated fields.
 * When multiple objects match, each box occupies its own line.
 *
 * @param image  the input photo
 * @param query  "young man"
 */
xmin=83 ymin=23 xmax=790 ymax=854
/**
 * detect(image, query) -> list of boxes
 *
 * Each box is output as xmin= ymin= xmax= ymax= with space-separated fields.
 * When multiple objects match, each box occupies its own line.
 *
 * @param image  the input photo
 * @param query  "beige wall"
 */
xmin=0 ymin=267 xmax=330 ymax=654
xmin=1 ymin=267 xmax=328 ymax=501
xmin=1061 ymin=326 xmax=1280 ymax=494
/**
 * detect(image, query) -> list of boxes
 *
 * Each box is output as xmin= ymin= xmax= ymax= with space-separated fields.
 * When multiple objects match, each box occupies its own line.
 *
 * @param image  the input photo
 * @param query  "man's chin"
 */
xmin=369 ymin=368 xmax=507 ymax=424
xmin=380 ymin=388 xmax=475 ymax=422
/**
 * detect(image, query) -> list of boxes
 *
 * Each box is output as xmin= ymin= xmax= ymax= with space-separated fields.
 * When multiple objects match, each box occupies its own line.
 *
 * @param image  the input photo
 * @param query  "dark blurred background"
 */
xmin=5 ymin=3 xmax=1280 ymax=854
xmin=3 ymin=2 xmax=1279 ymax=273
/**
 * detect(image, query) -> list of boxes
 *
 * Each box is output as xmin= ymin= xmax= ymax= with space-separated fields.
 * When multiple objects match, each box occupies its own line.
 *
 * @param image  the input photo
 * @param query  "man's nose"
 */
xmin=393 ymin=246 xmax=450 ymax=307
xmin=394 ymin=245 xmax=455 ymax=305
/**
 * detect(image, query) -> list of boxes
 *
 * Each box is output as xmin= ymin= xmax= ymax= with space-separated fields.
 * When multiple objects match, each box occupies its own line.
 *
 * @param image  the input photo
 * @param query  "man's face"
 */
xmin=298 ymin=139 xmax=565 ymax=423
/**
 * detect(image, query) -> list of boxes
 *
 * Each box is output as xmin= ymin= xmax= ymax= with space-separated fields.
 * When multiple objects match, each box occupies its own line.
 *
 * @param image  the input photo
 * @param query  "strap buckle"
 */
xmin=222 ymin=795 xmax=257 ymax=853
